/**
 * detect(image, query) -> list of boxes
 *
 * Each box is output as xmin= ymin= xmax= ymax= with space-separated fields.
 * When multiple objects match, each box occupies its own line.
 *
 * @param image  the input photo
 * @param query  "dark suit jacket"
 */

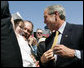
xmin=1 ymin=1 xmax=23 ymax=67
xmin=37 ymin=23 xmax=83 ymax=67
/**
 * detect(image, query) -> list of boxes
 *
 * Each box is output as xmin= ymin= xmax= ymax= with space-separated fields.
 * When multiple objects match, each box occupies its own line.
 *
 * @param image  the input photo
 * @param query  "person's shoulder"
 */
xmin=1 ymin=1 xmax=8 ymax=9
xmin=45 ymin=32 xmax=55 ymax=44
xmin=67 ymin=22 xmax=83 ymax=30
xmin=38 ymin=38 xmax=46 ymax=43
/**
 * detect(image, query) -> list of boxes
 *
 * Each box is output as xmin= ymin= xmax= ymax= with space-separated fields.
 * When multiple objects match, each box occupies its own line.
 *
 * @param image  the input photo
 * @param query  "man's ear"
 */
xmin=54 ymin=11 xmax=59 ymax=21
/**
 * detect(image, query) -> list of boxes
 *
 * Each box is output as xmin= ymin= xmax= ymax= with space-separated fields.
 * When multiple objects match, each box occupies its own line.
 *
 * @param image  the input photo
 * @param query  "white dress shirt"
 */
xmin=16 ymin=34 xmax=36 ymax=67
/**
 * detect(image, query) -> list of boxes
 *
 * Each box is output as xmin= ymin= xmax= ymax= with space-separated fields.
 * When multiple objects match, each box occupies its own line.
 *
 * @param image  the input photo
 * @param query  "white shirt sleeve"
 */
xmin=75 ymin=50 xmax=81 ymax=59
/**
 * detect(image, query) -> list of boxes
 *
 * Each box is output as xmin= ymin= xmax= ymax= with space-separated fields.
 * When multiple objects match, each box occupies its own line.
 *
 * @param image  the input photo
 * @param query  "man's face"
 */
xmin=36 ymin=30 xmax=43 ymax=39
xmin=22 ymin=22 xmax=32 ymax=39
xmin=44 ymin=9 xmax=56 ymax=31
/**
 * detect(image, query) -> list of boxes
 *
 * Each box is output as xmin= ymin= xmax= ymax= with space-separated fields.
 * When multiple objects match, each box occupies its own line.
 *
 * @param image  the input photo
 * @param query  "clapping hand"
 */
xmin=28 ymin=36 xmax=37 ymax=46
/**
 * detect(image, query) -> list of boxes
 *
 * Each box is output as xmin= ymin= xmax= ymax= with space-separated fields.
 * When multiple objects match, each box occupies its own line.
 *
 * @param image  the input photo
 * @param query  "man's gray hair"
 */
xmin=36 ymin=28 xmax=43 ymax=32
xmin=46 ymin=4 xmax=66 ymax=21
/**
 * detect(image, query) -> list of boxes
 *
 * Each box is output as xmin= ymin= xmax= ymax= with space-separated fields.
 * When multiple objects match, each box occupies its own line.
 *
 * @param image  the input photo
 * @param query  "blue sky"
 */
xmin=9 ymin=1 xmax=83 ymax=32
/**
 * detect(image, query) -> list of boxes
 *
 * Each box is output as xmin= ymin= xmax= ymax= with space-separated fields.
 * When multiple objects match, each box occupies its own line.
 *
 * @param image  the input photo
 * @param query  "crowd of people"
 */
xmin=1 ymin=1 xmax=83 ymax=67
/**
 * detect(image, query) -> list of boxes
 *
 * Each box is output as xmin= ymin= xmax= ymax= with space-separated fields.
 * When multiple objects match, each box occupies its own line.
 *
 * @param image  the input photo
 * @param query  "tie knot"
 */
xmin=56 ymin=31 xmax=60 ymax=35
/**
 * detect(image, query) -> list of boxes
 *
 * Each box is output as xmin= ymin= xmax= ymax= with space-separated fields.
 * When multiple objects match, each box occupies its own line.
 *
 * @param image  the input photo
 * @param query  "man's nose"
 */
xmin=44 ymin=18 xmax=47 ymax=24
xmin=24 ymin=30 xmax=27 ymax=33
xmin=44 ymin=20 xmax=46 ymax=24
xmin=23 ymin=30 xmax=28 ymax=35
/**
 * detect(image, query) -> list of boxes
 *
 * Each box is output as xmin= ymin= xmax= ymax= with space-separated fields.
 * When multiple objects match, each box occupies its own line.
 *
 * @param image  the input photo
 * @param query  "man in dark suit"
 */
xmin=1 ymin=1 xmax=23 ymax=67
xmin=37 ymin=4 xmax=83 ymax=67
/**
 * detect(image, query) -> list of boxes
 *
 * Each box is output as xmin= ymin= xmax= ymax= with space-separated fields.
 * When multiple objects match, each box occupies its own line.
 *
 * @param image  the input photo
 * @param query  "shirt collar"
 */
xmin=58 ymin=21 xmax=66 ymax=34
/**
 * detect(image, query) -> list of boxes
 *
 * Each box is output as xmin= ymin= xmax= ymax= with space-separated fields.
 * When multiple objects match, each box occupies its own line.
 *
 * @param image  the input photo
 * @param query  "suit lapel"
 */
xmin=60 ymin=23 xmax=72 ymax=47
xmin=45 ymin=32 xmax=55 ymax=50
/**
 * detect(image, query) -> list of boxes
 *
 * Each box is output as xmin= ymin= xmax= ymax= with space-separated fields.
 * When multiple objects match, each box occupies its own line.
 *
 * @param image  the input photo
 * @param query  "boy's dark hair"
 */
xmin=14 ymin=19 xmax=24 ymax=29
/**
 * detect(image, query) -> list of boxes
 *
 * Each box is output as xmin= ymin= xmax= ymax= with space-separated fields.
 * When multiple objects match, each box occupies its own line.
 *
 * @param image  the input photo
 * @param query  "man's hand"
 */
xmin=35 ymin=61 xmax=40 ymax=67
xmin=30 ymin=54 xmax=40 ymax=67
xmin=28 ymin=36 xmax=37 ymax=45
xmin=41 ymin=49 xmax=55 ymax=64
xmin=53 ymin=45 xmax=75 ymax=58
